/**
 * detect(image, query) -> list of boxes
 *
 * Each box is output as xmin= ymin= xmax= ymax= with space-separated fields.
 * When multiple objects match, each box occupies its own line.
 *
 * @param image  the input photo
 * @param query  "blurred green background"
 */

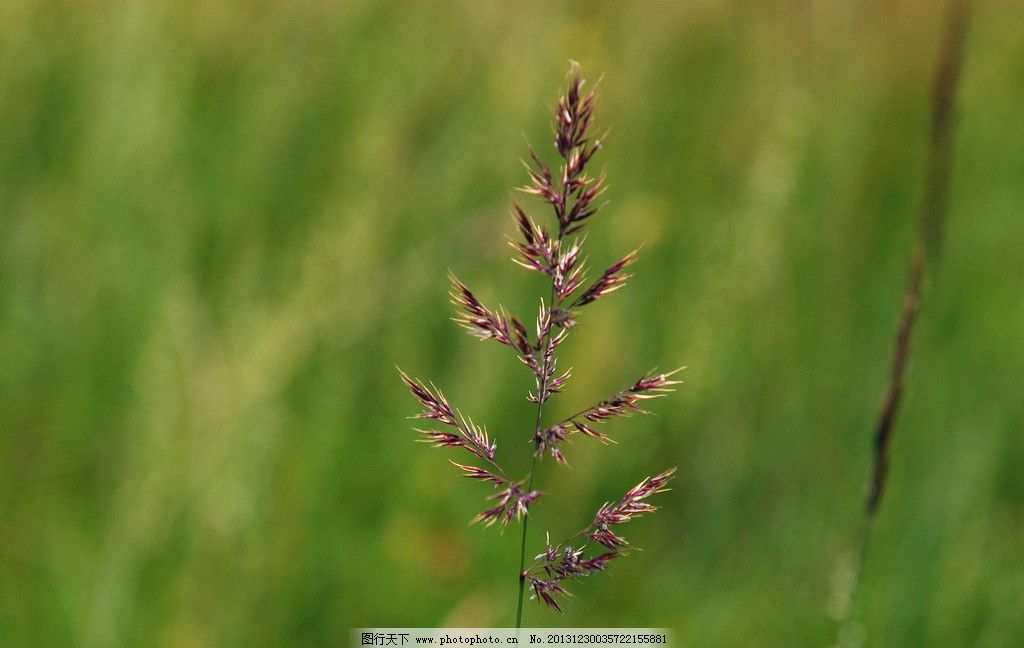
xmin=2 ymin=1 xmax=1022 ymax=646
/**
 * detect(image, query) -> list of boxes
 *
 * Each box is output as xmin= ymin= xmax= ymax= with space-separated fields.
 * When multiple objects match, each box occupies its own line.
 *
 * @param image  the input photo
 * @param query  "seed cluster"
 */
xmin=400 ymin=67 xmax=679 ymax=616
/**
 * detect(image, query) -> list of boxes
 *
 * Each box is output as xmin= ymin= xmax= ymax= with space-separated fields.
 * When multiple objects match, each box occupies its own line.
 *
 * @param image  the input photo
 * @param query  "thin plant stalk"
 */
xmin=517 ymin=269 xmax=560 ymax=628
xmin=839 ymin=0 xmax=970 ymax=641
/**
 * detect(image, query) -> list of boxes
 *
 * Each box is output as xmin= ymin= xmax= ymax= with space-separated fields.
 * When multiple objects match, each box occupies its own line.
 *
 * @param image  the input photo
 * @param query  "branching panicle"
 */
xmin=523 ymin=468 xmax=676 ymax=613
xmin=400 ymin=66 xmax=681 ymax=624
xmin=583 ymin=368 xmax=684 ymax=421
xmin=533 ymin=368 xmax=683 ymax=463
xmin=594 ymin=467 xmax=677 ymax=528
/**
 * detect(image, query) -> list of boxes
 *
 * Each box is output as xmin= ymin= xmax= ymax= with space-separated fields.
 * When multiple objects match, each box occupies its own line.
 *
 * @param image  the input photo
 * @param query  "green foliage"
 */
xmin=1 ymin=2 xmax=1022 ymax=646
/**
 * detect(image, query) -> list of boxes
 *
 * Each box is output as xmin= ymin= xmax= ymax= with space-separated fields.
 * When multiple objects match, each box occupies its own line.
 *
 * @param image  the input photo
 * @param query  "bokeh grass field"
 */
xmin=2 ymin=1 xmax=1023 ymax=646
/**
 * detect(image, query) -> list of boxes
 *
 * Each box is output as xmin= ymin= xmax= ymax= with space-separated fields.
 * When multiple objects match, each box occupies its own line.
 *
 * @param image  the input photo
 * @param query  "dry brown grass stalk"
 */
xmin=840 ymin=1 xmax=971 ymax=644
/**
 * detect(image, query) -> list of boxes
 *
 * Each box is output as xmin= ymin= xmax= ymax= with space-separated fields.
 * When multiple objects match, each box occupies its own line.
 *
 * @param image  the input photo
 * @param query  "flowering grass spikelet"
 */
xmin=399 ymin=64 xmax=681 ymax=623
